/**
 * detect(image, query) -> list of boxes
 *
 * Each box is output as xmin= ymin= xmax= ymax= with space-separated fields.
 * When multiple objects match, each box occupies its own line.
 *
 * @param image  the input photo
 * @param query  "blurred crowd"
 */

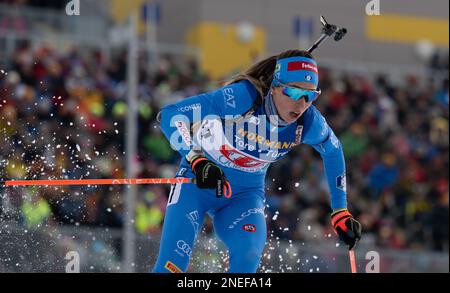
xmin=0 ymin=42 xmax=448 ymax=253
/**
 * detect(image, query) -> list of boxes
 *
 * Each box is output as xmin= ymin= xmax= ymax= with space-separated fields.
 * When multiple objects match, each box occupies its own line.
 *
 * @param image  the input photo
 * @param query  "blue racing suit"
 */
xmin=152 ymin=80 xmax=347 ymax=273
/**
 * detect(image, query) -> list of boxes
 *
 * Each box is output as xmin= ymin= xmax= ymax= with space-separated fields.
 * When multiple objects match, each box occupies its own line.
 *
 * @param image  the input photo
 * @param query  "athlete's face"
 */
xmin=271 ymin=81 xmax=316 ymax=124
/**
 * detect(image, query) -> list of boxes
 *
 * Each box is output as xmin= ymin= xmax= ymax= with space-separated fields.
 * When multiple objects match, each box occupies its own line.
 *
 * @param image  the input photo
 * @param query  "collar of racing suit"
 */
xmin=263 ymin=91 xmax=291 ymax=127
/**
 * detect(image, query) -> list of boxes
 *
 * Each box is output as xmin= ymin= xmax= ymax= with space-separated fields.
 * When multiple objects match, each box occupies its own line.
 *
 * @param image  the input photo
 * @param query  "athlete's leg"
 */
xmin=212 ymin=195 xmax=267 ymax=273
xmin=152 ymin=182 xmax=208 ymax=273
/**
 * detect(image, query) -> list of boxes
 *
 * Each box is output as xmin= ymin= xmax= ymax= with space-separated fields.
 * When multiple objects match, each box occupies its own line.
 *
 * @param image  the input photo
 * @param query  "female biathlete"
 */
xmin=152 ymin=49 xmax=362 ymax=273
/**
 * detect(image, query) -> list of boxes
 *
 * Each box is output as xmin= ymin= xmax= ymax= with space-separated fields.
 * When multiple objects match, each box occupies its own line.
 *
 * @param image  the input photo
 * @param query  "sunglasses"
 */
xmin=273 ymin=78 xmax=321 ymax=103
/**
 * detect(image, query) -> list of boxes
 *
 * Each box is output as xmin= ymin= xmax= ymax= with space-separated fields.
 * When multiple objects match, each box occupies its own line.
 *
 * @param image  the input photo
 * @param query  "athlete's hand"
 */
xmin=331 ymin=209 xmax=362 ymax=250
xmin=189 ymin=156 xmax=231 ymax=198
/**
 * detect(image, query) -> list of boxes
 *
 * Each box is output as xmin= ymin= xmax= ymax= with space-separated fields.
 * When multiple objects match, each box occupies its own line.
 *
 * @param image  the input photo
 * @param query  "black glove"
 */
xmin=331 ymin=209 xmax=362 ymax=250
xmin=190 ymin=156 xmax=230 ymax=198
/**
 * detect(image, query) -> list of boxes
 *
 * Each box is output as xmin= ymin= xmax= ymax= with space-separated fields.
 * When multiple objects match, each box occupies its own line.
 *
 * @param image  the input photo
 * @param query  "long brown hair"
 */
xmin=225 ymin=50 xmax=315 ymax=101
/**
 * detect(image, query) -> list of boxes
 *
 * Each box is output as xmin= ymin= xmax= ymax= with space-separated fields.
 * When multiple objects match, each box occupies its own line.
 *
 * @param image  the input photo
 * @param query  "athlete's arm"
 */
xmin=301 ymin=106 xmax=347 ymax=210
xmin=301 ymin=106 xmax=362 ymax=248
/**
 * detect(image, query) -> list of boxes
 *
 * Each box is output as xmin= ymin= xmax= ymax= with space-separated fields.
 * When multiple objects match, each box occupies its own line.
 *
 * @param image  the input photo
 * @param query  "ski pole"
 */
xmin=348 ymin=249 xmax=357 ymax=273
xmin=2 ymin=177 xmax=233 ymax=198
xmin=2 ymin=177 xmax=193 ymax=187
